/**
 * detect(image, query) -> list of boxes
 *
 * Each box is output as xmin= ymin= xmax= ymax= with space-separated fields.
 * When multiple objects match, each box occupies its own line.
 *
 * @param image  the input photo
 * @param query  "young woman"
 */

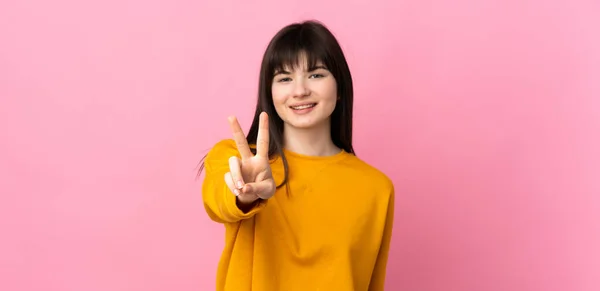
xmin=200 ymin=20 xmax=395 ymax=291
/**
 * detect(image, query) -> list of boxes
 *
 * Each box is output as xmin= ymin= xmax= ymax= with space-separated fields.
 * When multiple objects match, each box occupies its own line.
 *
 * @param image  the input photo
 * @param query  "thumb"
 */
xmin=243 ymin=179 xmax=275 ymax=199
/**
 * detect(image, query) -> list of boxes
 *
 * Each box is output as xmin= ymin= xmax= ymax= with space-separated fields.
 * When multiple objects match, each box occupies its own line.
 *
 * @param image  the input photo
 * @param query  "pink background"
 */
xmin=1 ymin=1 xmax=599 ymax=290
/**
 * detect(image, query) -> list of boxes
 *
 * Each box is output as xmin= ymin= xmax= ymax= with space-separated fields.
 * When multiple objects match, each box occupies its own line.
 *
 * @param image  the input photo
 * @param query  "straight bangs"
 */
xmin=267 ymin=32 xmax=333 ymax=77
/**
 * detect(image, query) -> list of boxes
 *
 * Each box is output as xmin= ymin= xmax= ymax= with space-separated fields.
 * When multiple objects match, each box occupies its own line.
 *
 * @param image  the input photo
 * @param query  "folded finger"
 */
xmin=224 ymin=172 xmax=240 ymax=196
xmin=228 ymin=156 xmax=244 ymax=190
xmin=243 ymin=180 xmax=275 ymax=199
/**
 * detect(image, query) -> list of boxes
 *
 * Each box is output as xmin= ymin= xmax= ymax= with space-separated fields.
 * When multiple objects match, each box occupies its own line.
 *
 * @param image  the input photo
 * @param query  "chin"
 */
xmin=289 ymin=122 xmax=317 ymax=129
xmin=285 ymin=117 xmax=328 ymax=130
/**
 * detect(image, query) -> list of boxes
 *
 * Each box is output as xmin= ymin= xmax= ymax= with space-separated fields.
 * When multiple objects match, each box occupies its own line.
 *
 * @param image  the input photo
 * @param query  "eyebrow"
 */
xmin=274 ymin=65 xmax=329 ymax=76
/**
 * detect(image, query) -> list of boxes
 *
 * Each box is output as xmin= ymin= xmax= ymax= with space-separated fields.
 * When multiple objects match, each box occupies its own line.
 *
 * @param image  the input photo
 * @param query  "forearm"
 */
xmin=202 ymin=162 xmax=265 ymax=223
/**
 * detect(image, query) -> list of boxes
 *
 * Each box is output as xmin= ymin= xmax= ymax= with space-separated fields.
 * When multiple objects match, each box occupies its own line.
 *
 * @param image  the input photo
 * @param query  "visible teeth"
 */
xmin=291 ymin=104 xmax=315 ymax=110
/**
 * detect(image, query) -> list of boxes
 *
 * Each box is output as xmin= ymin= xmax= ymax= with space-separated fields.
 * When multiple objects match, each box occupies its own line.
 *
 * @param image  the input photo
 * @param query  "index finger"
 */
xmin=255 ymin=112 xmax=269 ymax=158
xmin=228 ymin=116 xmax=253 ymax=160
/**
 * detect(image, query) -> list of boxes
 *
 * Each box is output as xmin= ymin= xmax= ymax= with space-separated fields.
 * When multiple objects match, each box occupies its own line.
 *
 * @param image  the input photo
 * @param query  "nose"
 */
xmin=291 ymin=79 xmax=310 ymax=98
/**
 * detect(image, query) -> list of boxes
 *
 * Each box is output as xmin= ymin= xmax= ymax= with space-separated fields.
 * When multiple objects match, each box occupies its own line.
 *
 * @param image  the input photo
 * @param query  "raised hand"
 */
xmin=225 ymin=112 xmax=276 ymax=206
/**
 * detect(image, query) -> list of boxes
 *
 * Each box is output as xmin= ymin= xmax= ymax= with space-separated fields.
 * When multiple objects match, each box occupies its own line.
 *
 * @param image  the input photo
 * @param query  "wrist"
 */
xmin=236 ymin=196 xmax=261 ymax=213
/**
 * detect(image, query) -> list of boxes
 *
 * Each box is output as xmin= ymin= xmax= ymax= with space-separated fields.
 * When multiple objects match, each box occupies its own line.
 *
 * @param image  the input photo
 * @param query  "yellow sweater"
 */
xmin=202 ymin=139 xmax=395 ymax=291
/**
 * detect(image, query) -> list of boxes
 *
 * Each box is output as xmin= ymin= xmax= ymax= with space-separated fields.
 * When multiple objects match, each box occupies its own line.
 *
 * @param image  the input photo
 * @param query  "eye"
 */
xmin=309 ymin=73 xmax=325 ymax=79
xmin=276 ymin=77 xmax=292 ymax=83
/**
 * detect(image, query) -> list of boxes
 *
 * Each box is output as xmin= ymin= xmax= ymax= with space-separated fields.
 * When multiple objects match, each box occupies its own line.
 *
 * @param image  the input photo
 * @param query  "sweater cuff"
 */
xmin=224 ymin=184 xmax=268 ymax=220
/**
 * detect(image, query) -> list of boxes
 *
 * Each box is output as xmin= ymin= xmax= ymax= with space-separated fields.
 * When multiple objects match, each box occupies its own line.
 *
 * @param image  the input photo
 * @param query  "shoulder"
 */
xmin=208 ymin=138 xmax=236 ymax=153
xmin=205 ymin=139 xmax=240 ymax=162
xmin=205 ymin=138 xmax=260 ymax=159
xmin=340 ymin=154 xmax=395 ymax=197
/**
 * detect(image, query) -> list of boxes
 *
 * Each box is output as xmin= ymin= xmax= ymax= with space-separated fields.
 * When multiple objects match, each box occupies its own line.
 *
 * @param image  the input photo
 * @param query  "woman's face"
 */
xmin=271 ymin=56 xmax=338 ymax=130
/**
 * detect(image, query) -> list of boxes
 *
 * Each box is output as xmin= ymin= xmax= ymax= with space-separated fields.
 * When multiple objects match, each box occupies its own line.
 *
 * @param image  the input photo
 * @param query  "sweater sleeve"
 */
xmin=201 ymin=139 xmax=268 ymax=224
xmin=368 ymin=185 xmax=395 ymax=291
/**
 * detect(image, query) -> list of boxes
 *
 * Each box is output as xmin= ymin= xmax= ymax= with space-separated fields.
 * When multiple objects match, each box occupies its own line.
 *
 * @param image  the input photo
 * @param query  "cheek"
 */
xmin=271 ymin=87 xmax=288 ymax=111
xmin=323 ymin=81 xmax=338 ymax=114
xmin=323 ymin=80 xmax=338 ymax=104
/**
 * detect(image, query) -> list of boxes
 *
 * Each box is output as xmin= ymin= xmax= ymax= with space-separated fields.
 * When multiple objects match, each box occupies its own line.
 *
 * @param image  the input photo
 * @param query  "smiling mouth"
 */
xmin=290 ymin=103 xmax=317 ymax=110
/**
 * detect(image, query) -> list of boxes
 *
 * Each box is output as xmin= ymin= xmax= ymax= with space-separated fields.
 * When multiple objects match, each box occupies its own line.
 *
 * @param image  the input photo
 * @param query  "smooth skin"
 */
xmin=272 ymin=58 xmax=340 ymax=157
xmin=225 ymin=112 xmax=275 ymax=208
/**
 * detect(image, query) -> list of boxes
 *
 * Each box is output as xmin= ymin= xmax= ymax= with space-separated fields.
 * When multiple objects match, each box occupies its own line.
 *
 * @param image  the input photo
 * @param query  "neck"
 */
xmin=283 ymin=121 xmax=340 ymax=157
